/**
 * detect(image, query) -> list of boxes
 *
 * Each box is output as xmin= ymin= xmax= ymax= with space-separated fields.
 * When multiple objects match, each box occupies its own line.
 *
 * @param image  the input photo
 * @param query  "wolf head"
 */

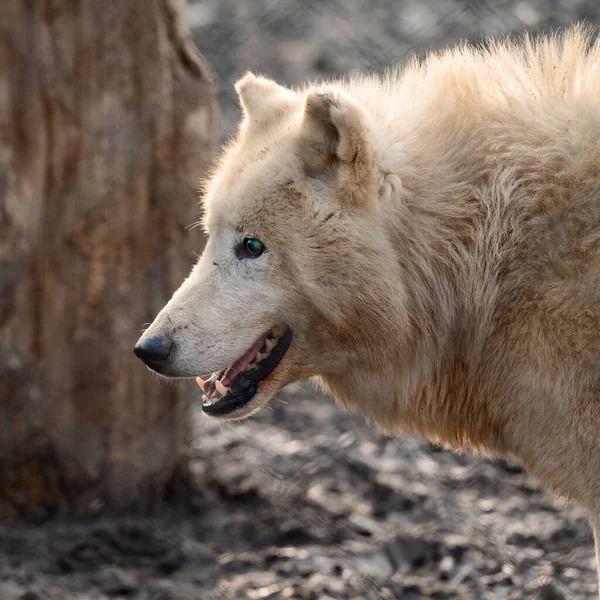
xmin=135 ymin=73 xmax=407 ymax=419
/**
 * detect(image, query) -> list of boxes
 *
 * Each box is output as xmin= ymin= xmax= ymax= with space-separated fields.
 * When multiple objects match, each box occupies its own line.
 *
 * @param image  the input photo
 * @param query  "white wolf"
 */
xmin=135 ymin=26 xmax=600 ymax=591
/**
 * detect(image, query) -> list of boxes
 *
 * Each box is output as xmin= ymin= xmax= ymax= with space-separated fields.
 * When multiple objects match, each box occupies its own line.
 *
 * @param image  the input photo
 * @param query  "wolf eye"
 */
xmin=239 ymin=237 xmax=264 ymax=258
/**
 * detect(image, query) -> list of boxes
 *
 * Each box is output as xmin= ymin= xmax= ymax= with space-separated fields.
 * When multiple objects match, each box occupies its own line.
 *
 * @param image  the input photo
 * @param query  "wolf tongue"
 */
xmin=222 ymin=338 xmax=266 ymax=385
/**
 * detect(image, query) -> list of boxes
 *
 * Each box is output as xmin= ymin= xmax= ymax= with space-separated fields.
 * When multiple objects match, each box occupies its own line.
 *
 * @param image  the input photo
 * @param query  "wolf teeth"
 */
xmin=265 ymin=338 xmax=276 ymax=352
xmin=196 ymin=377 xmax=207 ymax=391
xmin=256 ymin=352 xmax=268 ymax=362
xmin=215 ymin=380 xmax=230 ymax=397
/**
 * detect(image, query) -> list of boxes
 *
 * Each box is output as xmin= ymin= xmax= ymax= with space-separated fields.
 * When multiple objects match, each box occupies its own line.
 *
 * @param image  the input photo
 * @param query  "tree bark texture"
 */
xmin=0 ymin=0 xmax=219 ymax=514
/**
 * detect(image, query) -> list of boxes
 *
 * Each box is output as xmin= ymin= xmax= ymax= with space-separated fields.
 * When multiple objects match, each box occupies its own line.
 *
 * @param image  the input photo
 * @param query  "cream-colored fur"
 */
xmin=139 ymin=25 xmax=600 ymax=588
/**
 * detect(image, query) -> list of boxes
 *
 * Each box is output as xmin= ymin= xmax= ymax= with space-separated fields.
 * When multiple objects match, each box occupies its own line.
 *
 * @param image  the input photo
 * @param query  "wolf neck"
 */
xmin=320 ymin=189 xmax=512 ymax=455
xmin=320 ymin=87 xmax=515 ymax=455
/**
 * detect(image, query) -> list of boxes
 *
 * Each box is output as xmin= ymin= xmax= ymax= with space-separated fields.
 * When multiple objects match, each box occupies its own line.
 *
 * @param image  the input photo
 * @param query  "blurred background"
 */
xmin=1 ymin=1 xmax=599 ymax=599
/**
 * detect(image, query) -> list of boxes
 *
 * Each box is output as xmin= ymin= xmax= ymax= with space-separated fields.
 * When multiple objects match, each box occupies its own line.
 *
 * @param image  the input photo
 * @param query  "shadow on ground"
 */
xmin=0 ymin=385 xmax=596 ymax=599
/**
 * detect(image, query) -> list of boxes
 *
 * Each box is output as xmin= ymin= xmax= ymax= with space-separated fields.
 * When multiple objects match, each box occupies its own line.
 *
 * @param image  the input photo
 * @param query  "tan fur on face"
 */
xmin=141 ymin=25 xmax=600 ymax=589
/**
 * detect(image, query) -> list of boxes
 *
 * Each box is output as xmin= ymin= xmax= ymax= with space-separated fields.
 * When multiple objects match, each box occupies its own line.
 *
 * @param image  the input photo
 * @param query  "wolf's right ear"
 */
xmin=235 ymin=72 xmax=297 ymax=125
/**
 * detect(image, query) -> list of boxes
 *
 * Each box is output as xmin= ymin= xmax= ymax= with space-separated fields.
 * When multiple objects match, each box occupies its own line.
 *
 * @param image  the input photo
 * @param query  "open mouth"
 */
xmin=196 ymin=325 xmax=293 ymax=417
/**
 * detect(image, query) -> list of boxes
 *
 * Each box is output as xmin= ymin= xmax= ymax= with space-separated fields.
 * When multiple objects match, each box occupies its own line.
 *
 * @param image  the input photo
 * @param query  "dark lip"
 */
xmin=202 ymin=327 xmax=293 ymax=417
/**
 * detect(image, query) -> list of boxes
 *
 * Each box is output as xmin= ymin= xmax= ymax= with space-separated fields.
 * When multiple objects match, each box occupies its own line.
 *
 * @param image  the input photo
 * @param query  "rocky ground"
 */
xmin=3 ymin=1 xmax=600 ymax=599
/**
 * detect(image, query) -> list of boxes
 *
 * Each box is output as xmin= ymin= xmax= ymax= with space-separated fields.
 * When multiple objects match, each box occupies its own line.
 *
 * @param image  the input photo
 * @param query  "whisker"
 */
xmin=187 ymin=220 xmax=204 ymax=231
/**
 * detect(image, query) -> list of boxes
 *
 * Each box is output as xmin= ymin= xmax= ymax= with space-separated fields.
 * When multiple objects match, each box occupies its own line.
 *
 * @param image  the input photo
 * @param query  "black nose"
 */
xmin=134 ymin=335 xmax=172 ymax=367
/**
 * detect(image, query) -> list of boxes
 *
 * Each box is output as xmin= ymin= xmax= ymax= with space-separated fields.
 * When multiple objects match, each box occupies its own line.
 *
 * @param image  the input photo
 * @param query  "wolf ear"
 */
xmin=235 ymin=72 xmax=296 ymax=124
xmin=299 ymin=88 xmax=378 ymax=191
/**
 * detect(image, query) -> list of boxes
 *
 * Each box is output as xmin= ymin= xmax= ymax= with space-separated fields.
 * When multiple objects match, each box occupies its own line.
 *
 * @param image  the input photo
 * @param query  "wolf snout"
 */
xmin=133 ymin=335 xmax=172 ymax=369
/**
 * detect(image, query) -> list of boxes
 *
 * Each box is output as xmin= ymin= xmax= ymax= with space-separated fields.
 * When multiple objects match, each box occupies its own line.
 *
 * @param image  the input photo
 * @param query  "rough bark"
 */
xmin=0 ymin=0 xmax=218 ymax=514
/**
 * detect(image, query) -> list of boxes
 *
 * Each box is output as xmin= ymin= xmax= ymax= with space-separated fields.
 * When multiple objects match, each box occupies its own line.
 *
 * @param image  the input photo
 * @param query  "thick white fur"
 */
xmin=140 ymin=26 xmax=600 ymax=589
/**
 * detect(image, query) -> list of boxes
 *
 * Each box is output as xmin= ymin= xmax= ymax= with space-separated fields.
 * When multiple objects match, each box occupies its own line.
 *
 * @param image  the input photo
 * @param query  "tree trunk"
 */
xmin=0 ymin=0 xmax=218 ymax=515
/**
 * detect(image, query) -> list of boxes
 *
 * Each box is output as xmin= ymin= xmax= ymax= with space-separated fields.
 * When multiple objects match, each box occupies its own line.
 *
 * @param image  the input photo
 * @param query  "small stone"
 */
xmin=96 ymin=567 xmax=138 ymax=596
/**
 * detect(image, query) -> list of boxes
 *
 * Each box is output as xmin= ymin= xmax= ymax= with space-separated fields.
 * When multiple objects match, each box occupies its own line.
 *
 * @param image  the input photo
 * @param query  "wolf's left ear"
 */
xmin=299 ymin=88 xmax=379 ymax=199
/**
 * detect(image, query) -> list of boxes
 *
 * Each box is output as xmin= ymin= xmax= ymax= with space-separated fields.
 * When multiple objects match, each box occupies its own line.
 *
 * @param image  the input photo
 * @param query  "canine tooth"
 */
xmin=215 ymin=380 xmax=229 ymax=397
xmin=196 ymin=377 xmax=207 ymax=391
xmin=265 ymin=338 xmax=276 ymax=352
xmin=272 ymin=325 xmax=284 ymax=337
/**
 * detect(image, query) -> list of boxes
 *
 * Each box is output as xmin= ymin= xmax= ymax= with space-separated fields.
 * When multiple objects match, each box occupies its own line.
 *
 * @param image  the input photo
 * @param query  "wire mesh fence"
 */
xmin=189 ymin=0 xmax=600 ymax=140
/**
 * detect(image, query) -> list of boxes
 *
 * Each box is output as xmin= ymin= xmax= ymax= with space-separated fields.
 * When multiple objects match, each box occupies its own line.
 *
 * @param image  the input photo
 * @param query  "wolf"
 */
xmin=135 ymin=25 xmax=600 ymax=589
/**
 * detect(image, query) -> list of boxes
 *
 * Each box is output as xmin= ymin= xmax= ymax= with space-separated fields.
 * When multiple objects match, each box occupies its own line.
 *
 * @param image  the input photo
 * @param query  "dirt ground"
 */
xmin=0 ymin=388 xmax=597 ymax=599
xmin=3 ymin=1 xmax=600 ymax=599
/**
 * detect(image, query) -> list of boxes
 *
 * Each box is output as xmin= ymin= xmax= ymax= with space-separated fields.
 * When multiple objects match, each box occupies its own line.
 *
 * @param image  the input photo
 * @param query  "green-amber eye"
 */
xmin=243 ymin=237 xmax=264 ymax=257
